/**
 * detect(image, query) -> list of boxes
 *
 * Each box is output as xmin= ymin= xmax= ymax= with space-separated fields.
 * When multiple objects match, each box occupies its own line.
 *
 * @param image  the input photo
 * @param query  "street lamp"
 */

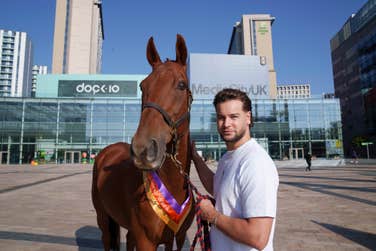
xmin=361 ymin=142 xmax=373 ymax=159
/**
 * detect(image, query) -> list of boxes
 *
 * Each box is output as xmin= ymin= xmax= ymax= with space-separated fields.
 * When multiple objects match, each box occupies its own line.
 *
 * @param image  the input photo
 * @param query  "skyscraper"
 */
xmin=277 ymin=84 xmax=311 ymax=99
xmin=0 ymin=29 xmax=33 ymax=97
xmin=330 ymin=0 xmax=375 ymax=158
xmin=52 ymin=0 xmax=104 ymax=74
xmin=228 ymin=14 xmax=277 ymax=98
xmin=31 ymin=65 xmax=47 ymax=97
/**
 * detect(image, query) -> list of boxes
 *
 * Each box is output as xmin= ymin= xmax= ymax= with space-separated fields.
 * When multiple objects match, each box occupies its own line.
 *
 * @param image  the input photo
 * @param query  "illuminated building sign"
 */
xmin=58 ymin=80 xmax=138 ymax=97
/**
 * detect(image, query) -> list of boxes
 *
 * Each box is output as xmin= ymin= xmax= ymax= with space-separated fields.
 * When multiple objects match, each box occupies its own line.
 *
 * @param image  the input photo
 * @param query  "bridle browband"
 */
xmin=141 ymin=89 xmax=193 ymax=163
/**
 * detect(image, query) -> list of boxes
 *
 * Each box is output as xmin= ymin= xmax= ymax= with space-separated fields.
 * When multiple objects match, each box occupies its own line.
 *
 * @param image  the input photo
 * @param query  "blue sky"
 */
xmin=1 ymin=0 xmax=368 ymax=94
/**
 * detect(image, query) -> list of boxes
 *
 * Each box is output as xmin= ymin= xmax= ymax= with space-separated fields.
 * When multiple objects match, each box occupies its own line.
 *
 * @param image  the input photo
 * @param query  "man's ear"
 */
xmin=247 ymin=111 xmax=252 ymax=126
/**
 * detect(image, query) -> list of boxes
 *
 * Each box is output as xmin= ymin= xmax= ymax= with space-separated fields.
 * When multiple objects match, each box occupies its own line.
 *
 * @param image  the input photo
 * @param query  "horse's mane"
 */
xmin=165 ymin=58 xmax=176 ymax=63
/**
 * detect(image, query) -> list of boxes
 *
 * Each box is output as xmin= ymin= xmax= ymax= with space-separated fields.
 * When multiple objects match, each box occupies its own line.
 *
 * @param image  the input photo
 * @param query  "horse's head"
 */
xmin=131 ymin=34 xmax=192 ymax=170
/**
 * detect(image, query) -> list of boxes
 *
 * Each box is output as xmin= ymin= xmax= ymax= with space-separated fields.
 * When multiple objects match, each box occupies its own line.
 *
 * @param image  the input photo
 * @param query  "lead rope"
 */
xmin=167 ymin=154 xmax=212 ymax=251
xmin=187 ymin=178 xmax=212 ymax=251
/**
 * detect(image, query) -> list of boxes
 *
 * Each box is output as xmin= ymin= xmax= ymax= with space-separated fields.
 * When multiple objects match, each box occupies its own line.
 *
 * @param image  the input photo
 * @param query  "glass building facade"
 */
xmin=0 ymin=96 xmax=343 ymax=164
xmin=330 ymin=0 xmax=375 ymax=157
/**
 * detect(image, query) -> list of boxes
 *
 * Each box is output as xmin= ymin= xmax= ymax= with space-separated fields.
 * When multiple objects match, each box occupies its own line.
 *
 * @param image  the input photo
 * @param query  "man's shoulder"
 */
xmin=246 ymin=139 xmax=274 ymax=162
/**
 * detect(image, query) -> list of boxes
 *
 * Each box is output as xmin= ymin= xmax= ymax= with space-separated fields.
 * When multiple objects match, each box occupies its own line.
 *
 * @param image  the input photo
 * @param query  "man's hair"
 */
xmin=213 ymin=88 xmax=254 ymax=127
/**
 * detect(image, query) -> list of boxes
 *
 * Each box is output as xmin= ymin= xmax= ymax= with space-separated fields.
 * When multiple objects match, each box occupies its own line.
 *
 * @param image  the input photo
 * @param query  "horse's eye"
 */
xmin=177 ymin=81 xmax=187 ymax=90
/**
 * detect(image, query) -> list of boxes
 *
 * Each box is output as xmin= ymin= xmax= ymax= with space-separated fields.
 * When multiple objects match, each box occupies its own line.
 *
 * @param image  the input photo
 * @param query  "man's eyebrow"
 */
xmin=217 ymin=112 xmax=241 ymax=117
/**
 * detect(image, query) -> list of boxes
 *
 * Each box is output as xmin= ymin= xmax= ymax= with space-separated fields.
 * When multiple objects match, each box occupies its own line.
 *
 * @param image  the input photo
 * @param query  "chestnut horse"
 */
xmin=92 ymin=34 xmax=194 ymax=251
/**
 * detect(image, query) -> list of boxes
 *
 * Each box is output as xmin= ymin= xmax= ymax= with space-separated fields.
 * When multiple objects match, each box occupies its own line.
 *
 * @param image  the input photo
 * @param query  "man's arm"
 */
xmin=200 ymin=199 xmax=273 ymax=250
xmin=190 ymin=141 xmax=214 ymax=195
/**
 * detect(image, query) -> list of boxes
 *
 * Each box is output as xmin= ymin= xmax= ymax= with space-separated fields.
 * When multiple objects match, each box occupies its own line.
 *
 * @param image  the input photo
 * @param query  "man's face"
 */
xmin=216 ymin=99 xmax=251 ymax=144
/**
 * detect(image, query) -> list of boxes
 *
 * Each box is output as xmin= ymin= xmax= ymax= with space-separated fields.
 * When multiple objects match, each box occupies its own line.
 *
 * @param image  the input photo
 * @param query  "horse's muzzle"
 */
xmin=131 ymin=138 xmax=166 ymax=170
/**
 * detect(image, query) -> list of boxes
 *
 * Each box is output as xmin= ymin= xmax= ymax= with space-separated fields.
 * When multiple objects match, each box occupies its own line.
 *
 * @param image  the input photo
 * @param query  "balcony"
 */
xmin=2 ymin=44 xmax=14 ymax=49
xmin=0 ymin=69 xmax=13 ymax=74
xmin=2 ymin=39 xmax=15 ymax=44
xmin=0 ymin=82 xmax=11 ymax=87
xmin=2 ymin=50 xmax=14 ymax=56
xmin=1 ymin=57 xmax=13 ymax=62
xmin=0 ymin=75 xmax=12 ymax=80
xmin=1 ymin=63 xmax=12 ymax=68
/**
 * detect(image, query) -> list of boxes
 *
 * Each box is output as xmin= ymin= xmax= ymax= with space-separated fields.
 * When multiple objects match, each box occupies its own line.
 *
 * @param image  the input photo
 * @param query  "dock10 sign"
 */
xmin=58 ymin=80 xmax=138 ymax=97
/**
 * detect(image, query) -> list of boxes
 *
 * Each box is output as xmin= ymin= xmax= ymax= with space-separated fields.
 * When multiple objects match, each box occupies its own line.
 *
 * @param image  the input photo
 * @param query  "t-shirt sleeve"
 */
xmin=239 ymin=157 xmax=279 ymax=219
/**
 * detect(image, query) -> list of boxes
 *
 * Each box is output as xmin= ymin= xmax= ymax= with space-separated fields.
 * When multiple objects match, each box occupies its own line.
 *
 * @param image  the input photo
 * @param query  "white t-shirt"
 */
xmin=211 ymin=138 xmax=279 ymax=251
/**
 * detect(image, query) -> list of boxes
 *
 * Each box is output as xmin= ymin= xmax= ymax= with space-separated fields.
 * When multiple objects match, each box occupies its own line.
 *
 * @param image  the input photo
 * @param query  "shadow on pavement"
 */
xmin=0 ymin=225 xmax=194 ymax=250
xmin=76 ymin=225 xmax=103 ymax=250
xmin=0 ymin=226 xmax=103 ymax=250
xmin=280 ymin=181 xmax=376 ymax=206
xmin=312 ymin=220 xmax=376 ymax=250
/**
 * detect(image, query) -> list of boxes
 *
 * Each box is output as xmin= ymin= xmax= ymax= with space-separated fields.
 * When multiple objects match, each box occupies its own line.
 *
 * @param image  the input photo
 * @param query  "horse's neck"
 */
xmin=177 ymin=132 xmax=191 ymax=173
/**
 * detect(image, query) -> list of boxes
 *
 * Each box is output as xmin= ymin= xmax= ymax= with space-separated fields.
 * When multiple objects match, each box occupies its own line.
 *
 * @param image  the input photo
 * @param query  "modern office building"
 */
xmin=228 ymin=14 xmax=277 ymax=98
xmin=52 ymin=0 xmax=104 ymax=74
xmin=31 ymin=65 xmax=47 ymax=97
xmin=0 ymin=61 xmax=343 ymax=164
xmin=330 ymin=0 xmax=375 ymax=158
xmin=0 ymin=94 xmax=343 ymax=164
xmin=0 ymin=10 xmax=344 ymax=164
xmin=0 ymin=29 xmax=33 ymax=97
xmin=277 ymin=84 xmax=311 ymax=99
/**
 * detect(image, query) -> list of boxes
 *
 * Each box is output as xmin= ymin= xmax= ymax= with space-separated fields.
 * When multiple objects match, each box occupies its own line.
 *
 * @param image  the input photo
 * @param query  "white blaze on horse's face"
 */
xmin=131 ymin=35 xmax=189 ymax=170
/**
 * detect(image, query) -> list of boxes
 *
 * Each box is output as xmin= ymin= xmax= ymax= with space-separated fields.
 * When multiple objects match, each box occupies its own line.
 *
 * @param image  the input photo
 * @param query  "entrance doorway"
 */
xmin=64 ymin=151 xmax=81 ymax=164
xmin=289 ymin=148 xmax=304 ymax=159
xmin=0 ymin=151 xmax=8 ymax=164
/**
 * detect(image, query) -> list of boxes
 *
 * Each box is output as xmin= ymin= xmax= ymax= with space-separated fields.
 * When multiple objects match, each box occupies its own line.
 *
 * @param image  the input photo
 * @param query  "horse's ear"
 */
xmin=147 ymin=37 xmax=162 ymax=68
xmin=175 ymin=34 xmax=187 ymax=66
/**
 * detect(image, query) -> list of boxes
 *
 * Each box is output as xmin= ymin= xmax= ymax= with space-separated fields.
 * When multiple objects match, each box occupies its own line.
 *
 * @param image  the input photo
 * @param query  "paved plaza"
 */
xmin=0 ymin=162 xmax=375 ymax=250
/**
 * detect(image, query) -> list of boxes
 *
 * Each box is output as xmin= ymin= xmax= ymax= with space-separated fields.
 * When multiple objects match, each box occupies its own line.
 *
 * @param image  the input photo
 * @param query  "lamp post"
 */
xmin=361 ymin=142 xmax=373 ymax=159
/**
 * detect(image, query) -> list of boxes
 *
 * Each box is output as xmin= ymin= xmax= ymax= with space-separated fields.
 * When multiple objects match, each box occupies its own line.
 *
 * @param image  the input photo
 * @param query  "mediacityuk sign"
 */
xmin=189 ymin=53 xmax=270 ymax=99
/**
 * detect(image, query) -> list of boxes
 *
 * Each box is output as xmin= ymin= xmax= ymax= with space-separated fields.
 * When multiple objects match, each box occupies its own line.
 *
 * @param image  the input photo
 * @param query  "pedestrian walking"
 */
xmin=305 ymin=153 xmax=312 ymax=171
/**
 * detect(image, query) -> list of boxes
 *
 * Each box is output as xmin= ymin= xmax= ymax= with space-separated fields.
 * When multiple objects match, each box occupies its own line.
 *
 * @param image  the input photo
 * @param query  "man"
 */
xmin=191 ymin=88 xmax=279 ymax=251
xmin=304 ymin=152 xmax=312 ymax=171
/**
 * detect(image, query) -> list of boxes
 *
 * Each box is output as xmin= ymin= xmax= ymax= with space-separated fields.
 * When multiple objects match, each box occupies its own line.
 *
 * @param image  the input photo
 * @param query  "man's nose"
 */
xmin=224 ymin=117 xmax=231 ymax=127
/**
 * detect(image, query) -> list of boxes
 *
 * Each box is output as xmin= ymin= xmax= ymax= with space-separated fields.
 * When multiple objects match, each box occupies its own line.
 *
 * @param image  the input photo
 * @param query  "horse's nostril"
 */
xmin=146 ymin=139 xmax=158 ymax=162
xmin=130 ymin=140 xmax=136 ymax=157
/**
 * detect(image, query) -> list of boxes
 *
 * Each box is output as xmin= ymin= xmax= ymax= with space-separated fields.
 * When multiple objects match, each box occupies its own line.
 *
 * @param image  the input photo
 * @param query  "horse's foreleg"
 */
xmin=164 ymin=235 xmax=186 ymax=251
xmin=176 ymin=234 xmax=187 ymax=251
xmin=126 ymin=231 xmax=136 ymax=251
xmin=135 ymin=236 xmax=157 ymax=251
xmin=96 ymin=211 xmax=112 ymax=251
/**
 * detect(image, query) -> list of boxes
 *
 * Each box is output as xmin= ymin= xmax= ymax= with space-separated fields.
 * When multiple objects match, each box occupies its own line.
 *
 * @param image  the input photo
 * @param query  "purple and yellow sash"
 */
xmin=143 ymin=171 xmax=192 ymax=233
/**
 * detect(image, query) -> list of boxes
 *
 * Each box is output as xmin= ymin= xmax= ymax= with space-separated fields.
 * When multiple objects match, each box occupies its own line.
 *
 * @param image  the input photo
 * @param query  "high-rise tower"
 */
xmin=52 ymin=0 xmax=104 ymax=74
xmin=228 ymin=14 xmax=277 ymax=98
xmin=0 ymin=29 xmax=33 ymax=97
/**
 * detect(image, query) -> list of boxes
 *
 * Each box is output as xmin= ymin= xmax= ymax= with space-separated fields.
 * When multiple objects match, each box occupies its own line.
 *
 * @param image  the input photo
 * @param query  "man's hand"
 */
xmin=199 ymin=199 xmax=218 ymax=223
xmin=199 ymin=198 xmax=274 ymax=250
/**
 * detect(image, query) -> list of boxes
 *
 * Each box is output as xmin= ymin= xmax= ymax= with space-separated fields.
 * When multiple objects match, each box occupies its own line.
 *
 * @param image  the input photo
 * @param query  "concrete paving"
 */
xmin=0 ymin=163 xmax=375 ymax=250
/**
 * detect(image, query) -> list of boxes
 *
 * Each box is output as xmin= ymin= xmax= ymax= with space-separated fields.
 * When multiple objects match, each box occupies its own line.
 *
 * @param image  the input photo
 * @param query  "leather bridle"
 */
xmin=141 ymin=89 xmax=193 ymax=162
